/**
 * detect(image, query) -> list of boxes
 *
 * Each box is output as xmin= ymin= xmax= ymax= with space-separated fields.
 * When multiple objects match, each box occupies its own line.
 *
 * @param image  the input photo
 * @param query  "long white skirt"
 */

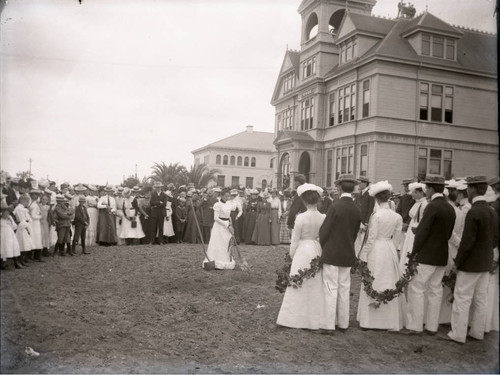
xmin=357 ymin=239 xmax=403 ymax=331
xmin=120 ymin=217 xmax=145 ymax=239
xmin=1 ymin=220 xmax=21 ymax=259
xmin=485 ymin=269 xmax=499 ymax=332
xmin=16 ymin=222 xmax=35 ymax=252
xmin=204 ymin=221 xmax=234 ymax=270
xmin=30 ymin=219 xmax=43 ymax=249
xmin=277 ymin=239 xmax=326 ymax=330
xmin=399 ymin=225 xmax=416 ymax=275
xmin=163 ymin=216 xmax=175 ymax=237
xmin=86 ymin=207 xmax=98 ymax=246
xmin=115 ymin=212 xmax=123 ymax=245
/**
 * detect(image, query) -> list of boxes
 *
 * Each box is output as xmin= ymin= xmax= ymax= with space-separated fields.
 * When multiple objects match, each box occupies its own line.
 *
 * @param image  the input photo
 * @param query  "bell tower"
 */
xmin=298 ymin=0 xmax=377 ymax=47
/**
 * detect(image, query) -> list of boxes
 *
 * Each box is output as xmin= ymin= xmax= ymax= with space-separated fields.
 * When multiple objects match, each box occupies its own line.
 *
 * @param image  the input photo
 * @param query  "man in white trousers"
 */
xmin=445 ymin=176 xmax=497 ymax=343
xmin=319 ymin=174 xmax=361 ymax=332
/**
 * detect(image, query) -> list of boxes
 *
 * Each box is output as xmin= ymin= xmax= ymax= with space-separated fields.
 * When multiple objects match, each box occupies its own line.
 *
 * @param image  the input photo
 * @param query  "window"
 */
xmin=329 ymin=93 xmax=336 ymax=127
xmin=418 ymin=147 xmax=453 ymax=180
xmin=237 ymin=156 xmax=242 ymax=166
xmin=244 ymin=157 xmax=249 ymax=167
xmin=245 ymin=177 xmax=254 ymax=188
xmin=339 ymin=39 xmax=357 ymax=64
xmin=223 ymin=155 xmax=228 ymax=165
xmin=251 ymin=157 xmax=256 ymax=167
xmin=282 ymin=108 xmax=293 ymax=130
xmin=270 ymin=158 xmax=274 ymax=168
xmin=335 ymin=146 xmax=354 ymax=179
xmin=231 ymin=176 xmax=239 ymax=187
xmin=421 ymin=33 xmax=456 ymax=60
xmin=337 ymin=84 xmax=356 ymax=124
xmin=303 ymin=56 xmax=316 ymax=79
xmin=261 ymin=179 xmax=267 ymax=189
xmin=282 ymin=71 xmax=295 ymax=95
xmin=362 ymin=80 xmax=370 ymax=118
xmin=419 ymin=82 xmax=453 ymax=123
xmin=217 ymin=175 xmax=225 ymax=187
xmin=230 ymin=156 xmax=235 ymax=166
xmin=326 ymin=150 xmax=333 ymax=188
xmin=301 ymin=97 xmax=314 ymax=130
xmin=216 ymin=155 xmax=221 ymax=165
xmin=204 ymin=155 xmax=209 ymax=165
xmin=276 ymin=113 xmax=282 ymax=131
xmin=360 ymin=144 xmax=368 ymax=176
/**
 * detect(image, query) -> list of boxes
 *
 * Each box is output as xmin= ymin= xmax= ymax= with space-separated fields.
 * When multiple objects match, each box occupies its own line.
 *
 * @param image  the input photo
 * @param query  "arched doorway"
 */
xmin=279 ymin=153 xmax=290 ymax=189
xmin=298 ymin=152 xmax=311 ymax=182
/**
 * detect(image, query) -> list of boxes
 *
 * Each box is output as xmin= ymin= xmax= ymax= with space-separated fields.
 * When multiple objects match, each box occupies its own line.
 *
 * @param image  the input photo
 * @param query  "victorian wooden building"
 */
xmin=271 ymin=0 xmax=498 ymax=192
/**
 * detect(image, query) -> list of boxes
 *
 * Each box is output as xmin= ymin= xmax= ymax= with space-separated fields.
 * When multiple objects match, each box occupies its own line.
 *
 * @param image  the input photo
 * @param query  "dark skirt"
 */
xmin=183 ymin=208 xmax=200 ymax=243
xmin=96 ymin=209 xmax=117 ymax=244
xmin=252 ymin=213 xmax=271 ymax=245
xmin=270 ymin=210 xmax=280 ymax=245
xmin=140 ymin=215 xmax=154 ymax=244
xmin=244 ymin=211 xmax=258 ymax=244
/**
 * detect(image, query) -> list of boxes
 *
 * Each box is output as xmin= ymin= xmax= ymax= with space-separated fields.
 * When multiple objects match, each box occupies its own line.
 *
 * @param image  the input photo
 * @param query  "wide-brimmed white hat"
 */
xmin=408 ymin=182 xmax=426 ymax=192
xmin=297 ymin=183 xmax=323 ymax=197
xmin=368 ymin=180 xmax=393 ymax=197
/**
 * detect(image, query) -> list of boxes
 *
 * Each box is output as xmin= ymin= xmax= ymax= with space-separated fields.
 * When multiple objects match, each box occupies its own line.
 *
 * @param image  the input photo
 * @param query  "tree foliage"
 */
xmin=183 ymin=163 xmax=221 ymax=188
xmin=149 ymin=162 xmax=187 ymax=187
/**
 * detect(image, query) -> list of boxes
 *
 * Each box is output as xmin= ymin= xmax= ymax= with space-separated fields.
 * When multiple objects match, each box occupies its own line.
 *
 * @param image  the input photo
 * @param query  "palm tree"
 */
xmin=150 ymin=162 xmax=187 ymax=187
xmin=184 ymin=163 xmax=221 ymax=188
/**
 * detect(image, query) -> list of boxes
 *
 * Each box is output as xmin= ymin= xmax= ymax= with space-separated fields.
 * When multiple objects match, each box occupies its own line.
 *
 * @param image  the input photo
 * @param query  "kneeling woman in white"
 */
xmin=277 ymin=184 xmax=327 ymax=330
xmin=357 ymin=181 xmax=404 ymax=331
xmin=203 ymin=190 xmax=235 ymax=270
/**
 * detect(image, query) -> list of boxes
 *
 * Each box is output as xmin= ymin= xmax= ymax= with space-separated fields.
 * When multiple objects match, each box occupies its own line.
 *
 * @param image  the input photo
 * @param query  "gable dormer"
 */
xmin=335 ymin=12 xmax=395 ymax=65
xmin=271 ymin=50 xmax=300 ymax=104
xmin=402 ymin=12 xmax=464 ymax=61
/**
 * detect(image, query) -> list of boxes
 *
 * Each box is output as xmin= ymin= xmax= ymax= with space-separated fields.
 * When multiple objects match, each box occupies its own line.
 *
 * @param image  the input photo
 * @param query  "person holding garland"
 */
xmin=276 ymin=183 xmax=326 ymax=329
xmin=203 ymin=189 xmax=235 ymax=270
xmin=357 ymin=180 xmax=403 ymax=331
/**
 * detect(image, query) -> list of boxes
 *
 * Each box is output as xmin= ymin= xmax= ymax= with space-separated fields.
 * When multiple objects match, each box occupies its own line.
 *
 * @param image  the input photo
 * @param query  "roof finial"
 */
xmin=425 ymin=2 xmax=428 ymax=12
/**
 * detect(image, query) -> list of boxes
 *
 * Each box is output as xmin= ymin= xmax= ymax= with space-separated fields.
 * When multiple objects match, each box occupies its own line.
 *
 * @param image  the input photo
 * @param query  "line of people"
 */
xmin=275 ymin=173 xmax=499 ymax=345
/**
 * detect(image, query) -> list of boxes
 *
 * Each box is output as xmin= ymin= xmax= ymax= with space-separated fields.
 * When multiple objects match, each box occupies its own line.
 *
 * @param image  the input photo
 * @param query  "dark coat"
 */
xmin=150 ymin=191 xmax=167 ymax=218
xmin=412 ymin=196 xmax=456 ymax=266
xmin=358 ymin=190 xmax=375 ymax=225
xmin=287 ymin=195 xmax=306 ymax=229
xmin=53 ymin=203 xmax=73 ymax=229
xmin=396 ymin=193 xmax=416 ymax=224
xmin=318 ymin=197 xmax=333 ymax=215
xmin=319 ymin=197 xmax=362 ymax=267
xmin=454 ymin=200 xmax=497 ymax=272
xmin=73 ymin=205 xmax=89 ymax=226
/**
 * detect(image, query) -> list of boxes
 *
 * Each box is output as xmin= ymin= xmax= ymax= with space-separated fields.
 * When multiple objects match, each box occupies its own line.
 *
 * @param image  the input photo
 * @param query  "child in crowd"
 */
xmin=39 ymin=193 xmax=52 ymax=257
xmin=1 ymin=200 xmax=22 ymax=269
xmin=72 ymin=196 xmax=89 ymax=254
xmin=13 ymin=195 xmax=35 ymax=265
xmin=29 ymin=190 xmax=44 ymax=262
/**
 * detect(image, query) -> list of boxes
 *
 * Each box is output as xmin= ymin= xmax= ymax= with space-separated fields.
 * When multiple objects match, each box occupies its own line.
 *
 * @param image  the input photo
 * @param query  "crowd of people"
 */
xmin=1 ymin=171 xmax=498 ymax=345
xmin=274 ymin=173 xmax=499 ymax=345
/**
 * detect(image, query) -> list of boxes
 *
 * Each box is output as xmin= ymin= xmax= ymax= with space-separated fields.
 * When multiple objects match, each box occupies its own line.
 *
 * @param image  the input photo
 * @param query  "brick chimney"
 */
xmin=246 ymin=125 xmax=254 ymax=133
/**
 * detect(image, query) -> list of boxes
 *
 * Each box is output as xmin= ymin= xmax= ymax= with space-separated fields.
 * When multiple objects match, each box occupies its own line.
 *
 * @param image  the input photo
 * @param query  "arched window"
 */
xmin=223 ymin=155 xmax=228 ymax=165
xmin=237 ymin=156 xmax=242 ymax=166
xmin=251 ymin=157 xmax=256 ymax=167
xmin=244 ymin=157 xmax=249 ymax=167
xmin=230 ymin=156 xmax=235 ymax=166
xmin=216 ymin=155 xmax=221 ymax=165
xmin=305 ymin=12 xmax=318 ymax=40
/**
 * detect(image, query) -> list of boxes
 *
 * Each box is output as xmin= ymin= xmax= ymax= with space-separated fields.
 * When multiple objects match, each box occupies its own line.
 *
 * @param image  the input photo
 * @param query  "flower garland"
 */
xmin=356 ymin=252 xmax=419 ymax=308
xmin=441 ymin=270 xmax=457 ymax=303
xmin=275 ymin=252 xmax=323 ymax=294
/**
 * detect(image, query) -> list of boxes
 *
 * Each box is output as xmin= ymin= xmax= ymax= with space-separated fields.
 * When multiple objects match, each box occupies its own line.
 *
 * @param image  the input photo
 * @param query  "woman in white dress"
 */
xmin=398 ymin=183 xmax=428 ymax=275
xmin=203 ymin=189 xmax=235 ymax=270
xmin=119 ymin=187 xmax=145 ymax=244
xmin=1 ymin=200 xmax=22 ymax=269
xmin=14 ymin=195 xmax=35 ymax=265
xmin=276 ymin=183 xmax=327 ymax=330
xmin=163 ymin=190 xmax=175 ymax=240
xmin=28 ymin=190 xmax=44 ymax=262
xmin=357 ymin=181 xmax=403 ymax=331
xmin=85 ymin=185 xmax=99 ymax=247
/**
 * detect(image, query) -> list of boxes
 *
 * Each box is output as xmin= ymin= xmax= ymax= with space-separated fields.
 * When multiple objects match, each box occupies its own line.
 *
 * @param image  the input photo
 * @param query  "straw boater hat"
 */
xmin=153 ymin=182 xmax=163 ymax=188
xmin=78 ymin=195 xmax=87 ymax=203
xmin=466 ymin=175 xmax=489 ymax=185
xmin=104 ymin=185 xmax=114 ymax=193
xmin=88 ymin=184 xmax=98 ymax=192
xmin=132 ymin=186 xmax=141 ymax=193
xmin=230 ymin=189 xmax=238 ymax=196
xmin=165 ymin=190 xmax=173 ymax=198
xmin=445 ymin=179 xmax=459 ymax=189
xmin=455 ymin=180 xmax=468 ymax=191
xmin=74 ymin=183 xmax=87 ymax=193
xmin=488 ymin=177 xmax=499 ymax=187
xmin=368 ymin=180 xmax=393 ymax=197
xmin=408 ymin=182 xmax=426 ymax=192
xmin=402 ymin=178 xmax=414 ymax=185
xmin=261 ymin=191 xmax=270 ymax=199
xmin=297 ymin=183 xmax=323 ymax=197
xmin=29 ymin=189 xmax=42 ymax=195
xmin=249 ymin=189 xmax=259 ymax=195
xmin=335 ymin=174 xmax=359 ymax=185
xmin=38 ymin=179 xmax=49 ymax=188
xmin=64 ymin=192 xmax=74 ymax=200
xmin=422 ymin=175 xmax=446 ymax=185
xmin=55 ymin=194 xmax=66 ymax=202
xmin=357 ymin=176 xmax=370 ymax=184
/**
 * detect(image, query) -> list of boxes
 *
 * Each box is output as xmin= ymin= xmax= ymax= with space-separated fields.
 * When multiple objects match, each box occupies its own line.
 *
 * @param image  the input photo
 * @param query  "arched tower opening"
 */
xmin=304 ymin=12 xmax=319 ymax=41
xmin=328 ymin=9 xmax=345 ymax=35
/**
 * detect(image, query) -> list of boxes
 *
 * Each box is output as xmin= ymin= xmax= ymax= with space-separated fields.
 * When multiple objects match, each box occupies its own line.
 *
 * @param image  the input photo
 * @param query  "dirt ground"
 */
xmin=1 ymin=243 xmax=498 ymax=374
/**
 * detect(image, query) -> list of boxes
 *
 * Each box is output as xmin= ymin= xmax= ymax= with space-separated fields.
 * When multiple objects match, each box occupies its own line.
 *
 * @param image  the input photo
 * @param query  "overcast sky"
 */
xmin=0 ymin=0 xmax=496 ymax=185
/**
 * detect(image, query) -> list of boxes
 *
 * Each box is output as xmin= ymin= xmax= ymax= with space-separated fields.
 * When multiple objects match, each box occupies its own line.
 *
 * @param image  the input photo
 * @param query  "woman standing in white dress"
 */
xmin=203 ymin=189 xmax=235 ymax=270
xmin=357 ymin=181 xmax=403 ymax=331
xmin=398 ymin=183 xmax=428 ymax=275
xmin=163 ymin=190 xmax=175 ymax=240
xmin=28 ymin=190 xmax=44 ymax=262
xmin=277 ymin=183 xmax=327 ymax=330
xmin=85 ymin=185 xmax=99 ymax=247
xmin=120 ymin=187 xmax=145 ymax=244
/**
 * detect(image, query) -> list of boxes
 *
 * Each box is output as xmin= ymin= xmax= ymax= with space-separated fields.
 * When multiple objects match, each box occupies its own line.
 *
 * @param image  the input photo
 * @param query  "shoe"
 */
xmin=318 ymin=329 xmax=335 ymax=335
xmin=82 ymin=248 xmax=90 ymax=255
xmin=424 ymin=329 xmax=437 ymax=336
xmin=436 ymin=333 xmax=464 ymax=345
xmin=67 ymin=243 xmax=74 ymax=256
xmin=35 ymin=250 xmax=45 ymax=262
xmin=399 ymin=328 xmax=422 ymax=336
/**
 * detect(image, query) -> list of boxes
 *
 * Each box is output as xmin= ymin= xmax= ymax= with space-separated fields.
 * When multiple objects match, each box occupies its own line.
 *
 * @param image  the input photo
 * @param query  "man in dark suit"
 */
xmin=318 ymin=187 xmax=333 ymax=214
xmin=150 ymin=182 xmax=167 ymax=244
xmin=405 ymin=175 xmax=456 ymax=334
xmin=319 ymin=174 xmax=362 ymax=331
xmin=287 ymin=174 xmax=307 ymax=230
xmin=446 ymin=176 xmax=497 ymax=343
xmin=396 ymin=178 xmax=416 ymax=231
xmin=356 ymin=176 xmax=375 ymax=225
xmin=72 ymin=196 xmax=90 ymax=254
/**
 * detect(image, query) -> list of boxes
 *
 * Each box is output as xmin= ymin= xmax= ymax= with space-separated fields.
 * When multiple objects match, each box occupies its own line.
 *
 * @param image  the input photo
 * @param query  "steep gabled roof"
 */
xmin=402 ymin=12 xmax=464 ymax=38
xmin=271 ymin=49 xmax=300 ymax=103
xmin=336 ymin=12 xmax=395 ymax=43
xmin=192 ymin=130 xmax=274 ymax=154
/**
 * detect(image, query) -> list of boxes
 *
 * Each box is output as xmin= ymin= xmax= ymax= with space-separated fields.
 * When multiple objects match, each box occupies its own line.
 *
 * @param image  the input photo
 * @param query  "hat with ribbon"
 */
xmin=297 ymin=183 xmax=323 ymax=197
xmin=368 ymin=180 xmax=393 ymax=197
xmin=74 ymin=183 xmax=87 ymax=192
xmin=230 ymin=189 xmax=238 ymax=195
xmin=78 ymin=195 xmax=87 ymax=203
xmin=422 ymin=175 xmax=446 ymax=185
xmin=335 ymin=174 xmax=360 ymax=185
xmin=408 ymin=182 xmax=426 ymax=192
xmin=122 ymin=187 xmax=132 ymax=197
xmin=153 ymin=182 xmax=164 ymax=188
xmin=402 ymin=178 xmax=415 ymax=185
xmin=132 ymin=186 xmax=141 ymax=193
xmin=55 ymin=194 xmax=66 ymax=202
xmin=104 ymin=185 xmax=114 ymax=192
xmin=466 ymin=175 xmax=489 ymax=185
xmin=165 ymin=190 xmax=173 ymax=198
xmin=455 ymin=181 xmax=468 ymax=191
